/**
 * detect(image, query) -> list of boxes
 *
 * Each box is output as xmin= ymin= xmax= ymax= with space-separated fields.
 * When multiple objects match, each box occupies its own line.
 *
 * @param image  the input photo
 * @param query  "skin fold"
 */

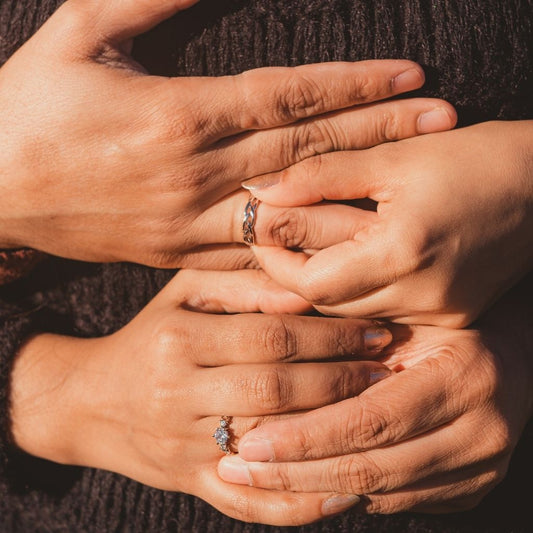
xmin=2 ymin=0 xmax=531 ymax=527
xmin=245 ymin=120 xmax=533 ymax=327
xmin=0 ymin=0 xmax=455 ymax=270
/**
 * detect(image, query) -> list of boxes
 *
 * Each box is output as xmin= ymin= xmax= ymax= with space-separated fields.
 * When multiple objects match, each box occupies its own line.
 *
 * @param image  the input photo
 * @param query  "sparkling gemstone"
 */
xmin=220 ymin=419 xmax=228 ymax=428
xmin=214 ymin=427 xmax=229 ymax=445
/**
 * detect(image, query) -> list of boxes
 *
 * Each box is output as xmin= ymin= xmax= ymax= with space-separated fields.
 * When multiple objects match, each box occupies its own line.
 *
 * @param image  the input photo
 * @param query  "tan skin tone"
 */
xmin=4 ymin=0 xmax=532 ymax=526
xmin=10 ymin=269 xmax=395 ymax=525
xmin=242 ymin=120 xmax=533 ymax=327
xmin=0 ymin=0 xmax=456 ymax=270
xmin=220 ymin=275 xmax=533 ymax=517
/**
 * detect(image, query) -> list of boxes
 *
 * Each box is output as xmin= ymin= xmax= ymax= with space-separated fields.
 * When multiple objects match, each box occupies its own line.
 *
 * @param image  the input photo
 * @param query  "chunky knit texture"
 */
xmin=0 ymin=0 xmax=532 ymax=531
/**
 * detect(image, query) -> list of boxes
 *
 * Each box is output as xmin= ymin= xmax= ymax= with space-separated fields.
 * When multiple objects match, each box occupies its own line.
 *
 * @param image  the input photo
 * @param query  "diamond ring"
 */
xmin=213 ymin=416 xmax=233 ymax=454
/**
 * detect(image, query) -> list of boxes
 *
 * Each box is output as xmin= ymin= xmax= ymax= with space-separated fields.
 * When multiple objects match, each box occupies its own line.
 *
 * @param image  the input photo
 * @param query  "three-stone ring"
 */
xmin=213 ymin=416 xmax=233 ymax=454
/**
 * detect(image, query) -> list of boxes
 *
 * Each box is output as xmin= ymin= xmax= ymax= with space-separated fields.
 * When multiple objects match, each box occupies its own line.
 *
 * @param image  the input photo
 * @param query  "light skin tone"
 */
xmin=3 ymin=0 xmax=531 ymax=526
xmin=0 ymin=0 xmax=456 ymax=270
xmin=219 ymin=275 xmax=533 ymax=517
xmin=243 ymin=120 xmax=533 ymax=327
xmin=10 ymin=269 xmax=394 ymax=526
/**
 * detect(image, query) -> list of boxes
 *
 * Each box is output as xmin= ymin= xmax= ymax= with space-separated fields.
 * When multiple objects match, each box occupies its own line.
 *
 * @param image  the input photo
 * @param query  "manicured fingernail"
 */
xmin=218 ymin=455 xmax=253 ymax=486
xmin=417 ymin=107 xmax=452 ymax=133
xmin=392 ymin=67 xmax=424 ymax=92
xmin=239 ymin=437 xmax=275 ymax=462
xmin=369 ymin=368 xmax=392 ymax=385
xmin=364 ymin=327 xmax=393 ymax=350
xmin=242 ymin=174 xmax=281 ymax=191
xmin=322 ymin=494 xmax=361 ymax=516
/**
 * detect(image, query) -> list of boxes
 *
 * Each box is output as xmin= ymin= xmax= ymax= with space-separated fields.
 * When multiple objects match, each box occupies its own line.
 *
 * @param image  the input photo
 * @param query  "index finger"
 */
xmin=237 ymin=355 xmax=458 ymax=462
xmin=183 ymin=60 xmax=425 ymax=139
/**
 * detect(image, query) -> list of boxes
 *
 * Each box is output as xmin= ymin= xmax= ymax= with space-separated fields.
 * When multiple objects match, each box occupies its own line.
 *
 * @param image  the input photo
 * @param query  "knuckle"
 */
xmin=378 ymin=109 xmax=402 ymax=141
xmin=277 ymin=72 xmax=325 ymax=120
xmin=335 ymin=457 xmax=386 ymax=494
xmin=291 ymin=120 xmax=339 ymax=160
xmin=266 ymin=209 xmax=308 ymax=248
xmin=354 ymin=75 xmax=379 ymax=101
xmin=261 ymin=316 xmax=298 ymax=360
xmin=248 ymin=367 xmax=289 ymax=412
xmin=344 ymin=400 xmax=394 ymax=450
xmin=55 ymin=0 xmax=89 ymax=29
xmin=274 ymin=464 xmax=297 ymax=491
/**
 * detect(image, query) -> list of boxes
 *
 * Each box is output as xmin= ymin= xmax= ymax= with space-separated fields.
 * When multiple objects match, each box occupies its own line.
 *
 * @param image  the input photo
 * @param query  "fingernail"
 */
xmin=239 ymin=437 xmax=275 ymax=462
xmin=242 ymin=174 xmax=281 ymax=191
xmin=364 ymin=327 xmax=393 ymax=350
xmin=218 ymin=455 xmax=253 ymax=486
xmin=369 ymin=368 xmax=392 ymax=385
xmin=322 ymin=494 xmax=361 ymax=516
xmin=417 ymin=107 xmax=452 ymax=133
xmin=392 ymin=67 xmax=424 ymax=92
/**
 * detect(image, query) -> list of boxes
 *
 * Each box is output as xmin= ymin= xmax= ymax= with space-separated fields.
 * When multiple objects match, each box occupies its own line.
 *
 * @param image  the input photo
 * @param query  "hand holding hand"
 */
xmin=0 ymin=0 xmax=456 ymax=269
xmin=220 ymin=280 xmax=533 ymax=514
xmin=10 ymin=269 xmax=394 ymax=525
xmin=245 ymin=120 xmax=533 ymax=326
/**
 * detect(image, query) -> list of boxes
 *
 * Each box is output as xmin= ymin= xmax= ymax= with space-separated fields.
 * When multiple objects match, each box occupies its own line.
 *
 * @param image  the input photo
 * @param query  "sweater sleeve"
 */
xmin=0 ymin=249 xmax=47 ymax=286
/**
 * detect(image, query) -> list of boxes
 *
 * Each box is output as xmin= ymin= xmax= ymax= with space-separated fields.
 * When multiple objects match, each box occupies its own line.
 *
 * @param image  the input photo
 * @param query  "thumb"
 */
xmin=86 ymin=0 xmax=200 ymax=43
xmin=165 ymin=269 xmax=313 ymax=315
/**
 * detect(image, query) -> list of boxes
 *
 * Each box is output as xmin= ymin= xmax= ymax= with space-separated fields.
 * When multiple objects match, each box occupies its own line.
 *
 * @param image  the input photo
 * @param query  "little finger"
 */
xmin=199 ymin=470 xmax=361 ymax=526
xmin=226 ymin=98 xmax=456 ymax=178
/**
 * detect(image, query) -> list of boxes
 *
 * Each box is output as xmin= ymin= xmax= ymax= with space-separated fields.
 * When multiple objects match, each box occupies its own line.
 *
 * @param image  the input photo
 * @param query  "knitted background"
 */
xmin=0 ymin=1 xmax=531 ymax=532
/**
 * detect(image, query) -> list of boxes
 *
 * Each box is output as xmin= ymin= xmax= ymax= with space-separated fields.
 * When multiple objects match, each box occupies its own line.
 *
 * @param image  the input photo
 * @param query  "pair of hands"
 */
xmin=2 ymin=0 xmax=529 ymax=328
xmin=10 ymin=269 xmax=533 ymax=525
xmin=4 ymin=0 xmax=533 ymax=526
xmin=0 ymin=0 xmax=454 ymax=271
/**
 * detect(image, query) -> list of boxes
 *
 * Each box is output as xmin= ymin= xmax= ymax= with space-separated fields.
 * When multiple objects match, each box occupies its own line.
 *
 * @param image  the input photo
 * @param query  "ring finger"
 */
xmin=213 ymin=97 xmax=456 ymax=184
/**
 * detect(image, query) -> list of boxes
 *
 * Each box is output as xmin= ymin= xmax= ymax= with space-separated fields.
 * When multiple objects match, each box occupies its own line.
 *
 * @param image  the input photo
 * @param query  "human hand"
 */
xmin=0 ymin=0 xmax=456 ymax=269
xmin=10 ymin=269 xmax=395 ymax=525
xmin=244 ymin=120 xmax=533 ymax=327
xmin=219 ymin=294 xmax=533 ymax=515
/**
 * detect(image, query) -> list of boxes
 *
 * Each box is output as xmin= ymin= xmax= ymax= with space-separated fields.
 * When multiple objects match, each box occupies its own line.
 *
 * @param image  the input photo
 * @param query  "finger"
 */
xmin=195 ymin=190 xmax=375 ymax=249
xmin=167 ymin=269 xmax=311 ymax=315
xmin=253 ymin=224 xmax=405 ymax=307
xmin=166 ymin=311 xmax=393 ymax=366
xmin=80 ymin=0 xmax=200 ymax=43
xmin=182 ymin=60 xmax=426 ymax=138
xmin=242 ymin=148 xmax=388 ymax=207
xmin=227 ymin=98 xmax=456 ymax=179
xmin=219 ymin=415 xmax=487 ymax=494
xmin=236 ymin=359 xmax=459 ymax=462
xmin=162 ymin=244 xmax=260 ymax=271
xmin=197 ymin=361 xmax=392 ymax=415
xmin=199 ymin=471 xmax=361 ymax=526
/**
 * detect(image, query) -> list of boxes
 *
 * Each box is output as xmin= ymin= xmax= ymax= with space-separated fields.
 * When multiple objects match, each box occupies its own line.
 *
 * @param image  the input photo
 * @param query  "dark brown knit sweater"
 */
xmin=0 ymin=1 xmax=532 ymax=532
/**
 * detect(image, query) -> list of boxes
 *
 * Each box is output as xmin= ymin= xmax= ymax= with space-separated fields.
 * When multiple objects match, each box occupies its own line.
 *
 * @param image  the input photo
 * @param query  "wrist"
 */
xmin=9 ymin=333 xmax=102 ymax=465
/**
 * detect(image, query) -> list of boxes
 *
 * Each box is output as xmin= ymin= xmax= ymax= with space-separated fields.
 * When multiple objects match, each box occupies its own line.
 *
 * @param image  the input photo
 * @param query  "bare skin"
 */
xmin=0 ymin=0 xmax=456 ymax=270
xmin=220 ymin=274 xmax=533 ymax=516
xmin=10 ymin=269 xmax=394 ymax=526
xmin=244 ymin=120 xmax=533 ymax=327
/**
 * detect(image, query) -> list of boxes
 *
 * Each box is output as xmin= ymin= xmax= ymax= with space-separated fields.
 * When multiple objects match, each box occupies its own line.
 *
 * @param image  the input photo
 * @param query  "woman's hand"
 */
xmin=219 ymin=282 xmax=533 ymax=514
xmin=10 ymin=269 xmax=394 ymax=525
xmin=0 ymin=0 xmax=455 ymax=269
xmin=244 ymin=120 xmax=533 ymax=326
